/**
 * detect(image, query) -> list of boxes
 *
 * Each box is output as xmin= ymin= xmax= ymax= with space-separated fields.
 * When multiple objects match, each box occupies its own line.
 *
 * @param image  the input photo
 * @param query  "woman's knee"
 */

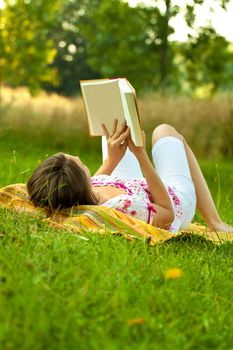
xmin=152 ymin=123 xmax=183 ymax=146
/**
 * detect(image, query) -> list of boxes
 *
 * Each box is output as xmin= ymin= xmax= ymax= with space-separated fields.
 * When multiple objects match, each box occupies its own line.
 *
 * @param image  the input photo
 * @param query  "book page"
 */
xmin=118 ymin=78 xmax=133 ymax=93
xmin=118 ymin=79 xmax=142 ymax=146
xmin=80 ymin=80 xmax=125 ymax=135
xmin=123 ymin=92 xmax=143 ymax=146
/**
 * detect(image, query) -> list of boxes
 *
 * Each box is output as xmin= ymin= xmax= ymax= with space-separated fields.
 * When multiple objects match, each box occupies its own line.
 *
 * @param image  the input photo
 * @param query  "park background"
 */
xmin=0 ymin=0 xmax=233 ymax=349
xmin=1 ymin=0 xmax=233 ymax=160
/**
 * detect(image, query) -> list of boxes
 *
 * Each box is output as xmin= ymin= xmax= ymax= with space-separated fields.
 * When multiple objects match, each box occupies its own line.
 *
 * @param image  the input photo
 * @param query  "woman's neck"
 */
xmin=91 ymin=186 xmax=126 ymax=205
xmin=92 ymin=187 xmax=101 ymax=204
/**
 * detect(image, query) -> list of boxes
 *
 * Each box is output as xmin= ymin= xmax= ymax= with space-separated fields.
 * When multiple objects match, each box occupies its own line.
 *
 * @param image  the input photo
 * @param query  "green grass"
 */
xmin=0 ymin=127 xmax=233 ymax=350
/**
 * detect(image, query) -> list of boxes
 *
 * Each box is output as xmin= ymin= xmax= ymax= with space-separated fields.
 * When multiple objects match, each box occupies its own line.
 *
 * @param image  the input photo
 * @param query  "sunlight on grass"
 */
xmin=0 ymin=87 xmax=233 ymax=349
xmin=1 ymin=86 xmax=233 ymax=158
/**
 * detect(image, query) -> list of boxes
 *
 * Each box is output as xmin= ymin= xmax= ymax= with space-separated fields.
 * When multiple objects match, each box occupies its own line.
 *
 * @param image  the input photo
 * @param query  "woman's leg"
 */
xmin=152 ymin=124 xmax=233 ymax=233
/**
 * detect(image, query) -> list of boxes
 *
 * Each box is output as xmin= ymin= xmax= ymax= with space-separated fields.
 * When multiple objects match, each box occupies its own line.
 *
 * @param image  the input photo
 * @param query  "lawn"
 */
xmin=0 ymin=127 xmax=233 ymax=350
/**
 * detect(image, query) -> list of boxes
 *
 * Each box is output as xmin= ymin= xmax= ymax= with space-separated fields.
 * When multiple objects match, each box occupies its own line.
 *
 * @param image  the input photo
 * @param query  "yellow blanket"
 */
xmin=0 ymin=184 xmax=232 ymax=245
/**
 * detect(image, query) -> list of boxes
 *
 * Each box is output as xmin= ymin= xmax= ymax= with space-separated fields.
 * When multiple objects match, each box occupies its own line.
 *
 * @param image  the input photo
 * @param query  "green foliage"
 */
xmin=43 ymin=0 xmax=102 ymax=96
xmin=0 ymin=0 xmax=233 ymax=95
xmin=79 ymin=0 xmax=157 ymax=93
xmin=0 ymin=0 xmax=62 ymax=93
xmin=185 ymin=4 xmax=195 ymax=28
xmin=80 ymin=0 xmax=183 ymax=94
xmin=181 ymin=27 xmax=233 ymax=94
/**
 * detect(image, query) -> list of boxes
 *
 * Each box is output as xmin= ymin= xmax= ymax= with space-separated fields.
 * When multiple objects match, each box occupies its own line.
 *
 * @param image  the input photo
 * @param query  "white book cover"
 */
xmin=80 ymin=78 xmax=143 ymax=146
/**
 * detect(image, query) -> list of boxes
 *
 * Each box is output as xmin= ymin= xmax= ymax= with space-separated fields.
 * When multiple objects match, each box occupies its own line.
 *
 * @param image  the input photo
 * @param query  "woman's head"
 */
xmin=27 ymin=153 xmax=97 ymax=209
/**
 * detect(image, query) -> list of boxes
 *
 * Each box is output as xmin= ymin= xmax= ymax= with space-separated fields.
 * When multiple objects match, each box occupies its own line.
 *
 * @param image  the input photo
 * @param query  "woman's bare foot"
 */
xmin=208 ymin=221 xmax=233 ymax=233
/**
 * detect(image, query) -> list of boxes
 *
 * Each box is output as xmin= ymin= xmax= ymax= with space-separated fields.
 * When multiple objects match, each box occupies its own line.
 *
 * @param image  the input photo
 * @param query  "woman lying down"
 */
xmin=27 ymin=120 xmax=233 ymax=234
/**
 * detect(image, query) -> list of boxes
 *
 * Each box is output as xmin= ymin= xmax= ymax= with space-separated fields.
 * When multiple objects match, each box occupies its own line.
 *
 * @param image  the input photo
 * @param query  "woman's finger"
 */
xmin=116 ymin=127 xmax=130 ymax=144
xmin=120 ymin=138 xmax=128 ymax=151
xmin=110 ymin=119 xmax=118 ymax=136
xmin=101 ymin=123 xmax=110 ymax=138
xmin=127 ymin=129 xmax=133 ymax=141
xmin=141 ymin=130 xmax=146 ymax=146
xmin=112 ymin=120 xmax=127 ymax=140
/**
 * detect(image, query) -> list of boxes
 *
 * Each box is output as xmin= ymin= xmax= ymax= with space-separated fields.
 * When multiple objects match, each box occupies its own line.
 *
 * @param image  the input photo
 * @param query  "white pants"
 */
xmin=102 ymin=136 xmax=197 ymax=229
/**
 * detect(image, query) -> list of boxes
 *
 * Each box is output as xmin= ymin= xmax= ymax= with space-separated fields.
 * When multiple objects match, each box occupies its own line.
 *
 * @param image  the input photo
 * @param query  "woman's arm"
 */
xmin=94 ymin=120 xmax=130 ymax=176
xmin=128 ymin=132 xmax=173 ymax=215
xmin=137 ymin=149 xmax=175 ymax=227
xmin=94 ymin=158 xmax=119 ymax=176
xmin=136 ymin=150 xmax=174 ymax=213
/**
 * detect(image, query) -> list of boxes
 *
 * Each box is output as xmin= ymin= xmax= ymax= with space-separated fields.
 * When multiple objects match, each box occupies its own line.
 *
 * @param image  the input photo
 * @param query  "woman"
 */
xmin=27 ymin=120 xmax=233 ymax=233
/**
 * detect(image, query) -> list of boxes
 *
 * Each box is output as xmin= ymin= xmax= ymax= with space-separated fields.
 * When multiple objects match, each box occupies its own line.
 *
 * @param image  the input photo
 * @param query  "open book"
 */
xmin=80 ymin=78 xmax=143 ymax=146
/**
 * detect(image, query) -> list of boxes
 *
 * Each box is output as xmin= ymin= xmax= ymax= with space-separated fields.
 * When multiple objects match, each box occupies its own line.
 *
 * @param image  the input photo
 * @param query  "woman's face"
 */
xmin=65 ymin=154 xmax=91 ymax=180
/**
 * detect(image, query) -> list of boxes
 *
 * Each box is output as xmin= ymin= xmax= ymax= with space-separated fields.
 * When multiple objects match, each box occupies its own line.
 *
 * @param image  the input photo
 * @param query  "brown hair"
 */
xmin=27 ymin=153 xmax=97 ymax=209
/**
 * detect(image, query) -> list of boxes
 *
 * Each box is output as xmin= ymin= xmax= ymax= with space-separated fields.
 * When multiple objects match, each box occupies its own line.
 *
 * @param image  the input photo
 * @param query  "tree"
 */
xmin=0 ymin=0 xmax=61 ymax=93
xmin=44 ymin=0 xmax=102 ymax=96
xmin=80 ymin=0 xmax=160 ymax=94
xmin=140 ymin=0 xmax=232 ymax=93
xmin=181 ymin=26 xmax=233 ymax=94
xmin=1 ymin=0 xmax=232 ymax=95
xmin=138 ymin=0 xmax=179 ymax=93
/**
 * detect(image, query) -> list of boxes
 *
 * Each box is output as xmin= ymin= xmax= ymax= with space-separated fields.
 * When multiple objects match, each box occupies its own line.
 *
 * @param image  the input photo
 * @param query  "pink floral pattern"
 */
xmin=167 ymin=186 xmax=181 ymax=206
xmin=91 ymin=175 xmax=184 ymax=232
xmin=92 ymin=175 xmax=156 ymax=224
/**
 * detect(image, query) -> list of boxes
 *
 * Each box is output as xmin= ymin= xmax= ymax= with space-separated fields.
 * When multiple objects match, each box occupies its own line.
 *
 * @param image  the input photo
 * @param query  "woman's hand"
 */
xmin=102 ymin=119 xmax=130 ymax=167
xmin=127 ymin=130 xmax=147 ymax=160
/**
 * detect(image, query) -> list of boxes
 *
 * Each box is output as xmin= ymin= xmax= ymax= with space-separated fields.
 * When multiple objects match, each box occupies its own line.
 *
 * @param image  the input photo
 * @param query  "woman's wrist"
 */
xmin=104 ymin=156 xmax=119 ymax=172
xmin=135 ymin=149 xmax=149 ymax=162
xmin=94 ymin=157 xmax=119 ymax=176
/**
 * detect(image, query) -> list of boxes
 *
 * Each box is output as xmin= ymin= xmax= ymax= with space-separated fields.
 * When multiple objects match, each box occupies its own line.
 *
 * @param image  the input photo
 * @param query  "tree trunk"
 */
xmin=159 ymin=0 xmax=171 ymax=94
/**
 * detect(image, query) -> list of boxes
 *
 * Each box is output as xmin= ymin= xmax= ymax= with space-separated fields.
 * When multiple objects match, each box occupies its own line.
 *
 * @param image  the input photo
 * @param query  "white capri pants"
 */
xmin=102 ymin=135 xmax=197 ymax=229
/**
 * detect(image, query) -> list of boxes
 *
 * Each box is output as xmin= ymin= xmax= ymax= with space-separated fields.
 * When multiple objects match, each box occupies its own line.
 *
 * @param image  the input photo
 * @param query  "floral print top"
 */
xmin=91 ymin=175 xmax=184 ymax=233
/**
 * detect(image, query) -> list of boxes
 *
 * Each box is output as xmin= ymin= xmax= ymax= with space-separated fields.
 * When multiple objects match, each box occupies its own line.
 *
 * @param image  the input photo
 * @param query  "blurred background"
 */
xmin=0 ymin=0 xmax=233 ymax=162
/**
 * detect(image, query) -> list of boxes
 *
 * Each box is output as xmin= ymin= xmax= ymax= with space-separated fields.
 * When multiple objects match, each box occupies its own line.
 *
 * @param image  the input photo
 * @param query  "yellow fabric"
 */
xmin=0 ymin=183 xmax=232 ymax=245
